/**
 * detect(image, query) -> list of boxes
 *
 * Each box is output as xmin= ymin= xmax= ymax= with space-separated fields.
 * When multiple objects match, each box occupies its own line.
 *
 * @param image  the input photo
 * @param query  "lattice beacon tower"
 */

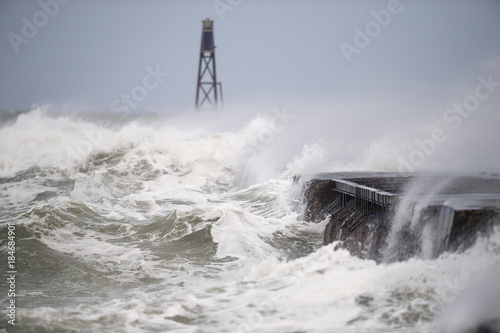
xmin=195 ymin=19 xmax=223 ymax=110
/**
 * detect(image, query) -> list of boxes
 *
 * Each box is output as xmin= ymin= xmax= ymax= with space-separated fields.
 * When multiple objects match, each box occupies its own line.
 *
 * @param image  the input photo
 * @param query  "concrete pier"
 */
xmin=301 ymin=173 xmax=500 ymax=261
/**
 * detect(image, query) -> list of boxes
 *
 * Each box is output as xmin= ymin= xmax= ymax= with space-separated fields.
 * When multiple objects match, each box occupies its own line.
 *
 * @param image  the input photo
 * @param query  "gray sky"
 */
xmin=1 ymin=0 xmax=500 ymax=113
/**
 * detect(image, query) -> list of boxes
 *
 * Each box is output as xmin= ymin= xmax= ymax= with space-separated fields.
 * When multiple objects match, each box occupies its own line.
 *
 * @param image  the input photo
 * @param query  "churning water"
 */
xmin=1 ymin=108 xmax=499 ymax=333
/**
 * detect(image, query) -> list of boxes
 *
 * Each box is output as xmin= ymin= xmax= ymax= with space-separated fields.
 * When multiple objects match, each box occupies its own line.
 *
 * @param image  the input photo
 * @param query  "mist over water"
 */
xmin=0 ymin=55 xmax=500 ymax=332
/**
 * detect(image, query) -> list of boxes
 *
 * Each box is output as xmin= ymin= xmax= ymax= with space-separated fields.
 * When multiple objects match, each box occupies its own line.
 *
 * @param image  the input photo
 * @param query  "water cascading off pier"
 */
xmin=300 ymin=172 xmax=500 ymax=262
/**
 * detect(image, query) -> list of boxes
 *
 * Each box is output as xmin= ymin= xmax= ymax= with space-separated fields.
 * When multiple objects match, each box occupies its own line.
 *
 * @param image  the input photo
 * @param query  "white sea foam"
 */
xmin=2 ymin=106 xmax=500 ymax=332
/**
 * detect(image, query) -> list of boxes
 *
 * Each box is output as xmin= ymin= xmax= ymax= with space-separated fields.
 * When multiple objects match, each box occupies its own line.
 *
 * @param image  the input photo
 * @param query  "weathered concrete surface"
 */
xmin=302 ymin=173 xmax=500 ymax=261
xmin=302 ymin=179 xmax=337 ymax=222
xmin=447 ymin=208 xmax=499 ymax=253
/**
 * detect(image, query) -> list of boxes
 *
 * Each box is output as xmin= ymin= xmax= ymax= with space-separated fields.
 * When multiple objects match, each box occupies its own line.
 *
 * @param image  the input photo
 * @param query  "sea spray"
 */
xmin=0 ymin=108 xmax=499 ymax=332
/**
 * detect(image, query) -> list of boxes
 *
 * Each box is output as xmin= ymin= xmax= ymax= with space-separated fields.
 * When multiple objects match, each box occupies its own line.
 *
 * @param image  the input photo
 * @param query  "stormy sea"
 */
xmin=1 ymin=107 xmax=499 ymax=333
